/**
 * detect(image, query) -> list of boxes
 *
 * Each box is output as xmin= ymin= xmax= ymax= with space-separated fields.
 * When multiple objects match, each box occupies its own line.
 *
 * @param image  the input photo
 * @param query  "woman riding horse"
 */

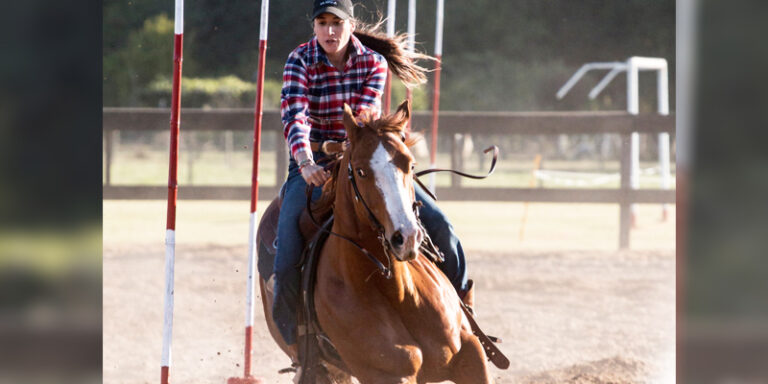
xmin=306 ymin=101 xmax=492 ymax=383
xmin=274 ymin=0 xmax=474 ymax=357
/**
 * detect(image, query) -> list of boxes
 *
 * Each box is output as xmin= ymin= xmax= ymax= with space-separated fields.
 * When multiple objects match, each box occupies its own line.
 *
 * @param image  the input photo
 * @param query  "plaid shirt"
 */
xmin=281 ymin=34 xmax=388 ymax=160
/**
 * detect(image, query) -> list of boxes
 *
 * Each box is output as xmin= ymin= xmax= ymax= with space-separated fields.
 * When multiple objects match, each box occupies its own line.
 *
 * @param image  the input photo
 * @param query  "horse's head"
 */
xmin=342 ymin=100 xmax=423 ymax=262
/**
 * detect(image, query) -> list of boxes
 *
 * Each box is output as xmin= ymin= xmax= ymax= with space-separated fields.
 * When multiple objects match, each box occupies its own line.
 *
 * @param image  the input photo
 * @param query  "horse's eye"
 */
xmin=410 ymin=163 xmax=416 ymax=171
xmin=357 ymin=168 xmax=366 ymax=177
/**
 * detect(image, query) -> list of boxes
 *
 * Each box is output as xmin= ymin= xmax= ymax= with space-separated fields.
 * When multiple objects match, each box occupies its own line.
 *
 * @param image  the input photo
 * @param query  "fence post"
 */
xmin=105 ymin=128 xmax=113 ymax=186
xmin=276 ymin=131 xmax=287 ymax=187
xmin=451 ymin=134 xmax=463 ymax=188
xmin=619 ymin=131 xmax=632 ymax=249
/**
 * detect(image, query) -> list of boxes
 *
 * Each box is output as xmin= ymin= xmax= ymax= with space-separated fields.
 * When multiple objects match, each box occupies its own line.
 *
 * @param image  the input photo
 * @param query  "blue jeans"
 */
xmin=272 ymin=154 xmax=468 ymax=345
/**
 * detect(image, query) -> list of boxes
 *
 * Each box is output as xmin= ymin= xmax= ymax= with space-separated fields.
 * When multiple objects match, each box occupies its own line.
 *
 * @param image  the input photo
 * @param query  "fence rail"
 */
xmin=103 ymin=108 xmax=674 ymax=248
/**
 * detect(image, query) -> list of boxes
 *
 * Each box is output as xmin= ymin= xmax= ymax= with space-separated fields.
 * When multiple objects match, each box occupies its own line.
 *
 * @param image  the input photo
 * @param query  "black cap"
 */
xmin=312 ymin=0 xmax=354 ymax=20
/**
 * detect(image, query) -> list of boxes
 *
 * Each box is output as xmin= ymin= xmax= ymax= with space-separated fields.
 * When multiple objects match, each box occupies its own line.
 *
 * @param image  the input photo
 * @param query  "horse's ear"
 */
xmin=392 ymin=99 xmax=411 ymax=128
xmin=342 ymin=103 xmax=360 ymax=143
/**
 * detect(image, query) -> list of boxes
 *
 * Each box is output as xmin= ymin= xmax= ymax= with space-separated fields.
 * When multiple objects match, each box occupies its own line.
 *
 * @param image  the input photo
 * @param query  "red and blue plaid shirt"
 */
xmin=281 ymin=34 xmax=388 ymax=160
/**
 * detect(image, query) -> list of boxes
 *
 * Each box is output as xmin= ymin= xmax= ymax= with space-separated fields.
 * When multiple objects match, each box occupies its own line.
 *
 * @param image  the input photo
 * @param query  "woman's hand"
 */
xmin=300 ymin=161 xmax=329 ymax=186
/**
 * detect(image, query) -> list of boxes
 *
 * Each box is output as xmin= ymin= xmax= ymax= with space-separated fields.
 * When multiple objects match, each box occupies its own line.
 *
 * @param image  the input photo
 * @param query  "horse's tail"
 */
xmin=353 ymin=24 xmax=434 ymax=89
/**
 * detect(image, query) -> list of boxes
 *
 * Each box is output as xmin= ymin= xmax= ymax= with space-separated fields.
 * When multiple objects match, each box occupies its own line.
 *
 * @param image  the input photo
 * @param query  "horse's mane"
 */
xmin=309 ymin=112 xmax=421 ymax=218
xmin=356 ymin=109 xmax=423 ymax=147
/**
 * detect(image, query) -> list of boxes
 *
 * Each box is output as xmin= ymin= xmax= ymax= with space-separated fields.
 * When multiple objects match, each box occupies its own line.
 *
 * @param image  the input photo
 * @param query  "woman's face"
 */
xmin=313 ymin=13 xmax=354 ymax=57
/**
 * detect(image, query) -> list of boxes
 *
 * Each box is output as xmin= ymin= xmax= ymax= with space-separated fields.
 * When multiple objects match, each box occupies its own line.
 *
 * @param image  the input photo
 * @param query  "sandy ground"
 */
xmin=103 ymin=201 xmax=675 ymax=383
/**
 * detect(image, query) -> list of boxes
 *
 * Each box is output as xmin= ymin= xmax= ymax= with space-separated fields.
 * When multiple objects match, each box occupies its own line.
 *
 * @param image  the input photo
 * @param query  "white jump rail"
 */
xmin=556 ymin=56 xmax=672 ymax=222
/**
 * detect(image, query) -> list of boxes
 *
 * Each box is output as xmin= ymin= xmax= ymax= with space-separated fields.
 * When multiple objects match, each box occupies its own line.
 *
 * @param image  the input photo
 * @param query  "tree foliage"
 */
xmin=104 ymin=0 xmax=674 ymax=111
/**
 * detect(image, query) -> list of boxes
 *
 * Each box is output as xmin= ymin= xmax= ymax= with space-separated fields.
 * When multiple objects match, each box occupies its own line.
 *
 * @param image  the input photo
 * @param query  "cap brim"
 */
xmin=312 ymin=6 xmax=351 ymax=20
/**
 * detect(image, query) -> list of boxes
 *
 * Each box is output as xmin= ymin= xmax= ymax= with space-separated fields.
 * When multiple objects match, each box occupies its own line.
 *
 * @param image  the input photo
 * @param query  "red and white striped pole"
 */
xmin=161 ymin=0 xmax=184 ymax=383
xmin=429 ymin=0 xmax=444 ymax=193
xmin=228 ymin=1 xmax=269 ymax=383
xmin=405 ymin=0 xmax=416 ymax=131
xmin=383 ymin=0 xmax=396 ymax=114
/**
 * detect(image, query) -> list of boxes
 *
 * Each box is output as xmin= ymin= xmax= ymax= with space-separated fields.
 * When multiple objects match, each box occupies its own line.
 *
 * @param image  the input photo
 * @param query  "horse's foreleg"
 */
xmin=448 ymin=332 xmax=493 ymax=384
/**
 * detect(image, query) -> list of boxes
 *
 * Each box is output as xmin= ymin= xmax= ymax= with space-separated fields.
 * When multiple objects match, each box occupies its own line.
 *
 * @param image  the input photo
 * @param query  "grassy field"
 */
xmin=0 ymin=226 xmax=101 ymax=274
xmin=103 ymin=200 xmax=675 ymax=252
xmin=105 ymin=144 xmax=676 ymax=190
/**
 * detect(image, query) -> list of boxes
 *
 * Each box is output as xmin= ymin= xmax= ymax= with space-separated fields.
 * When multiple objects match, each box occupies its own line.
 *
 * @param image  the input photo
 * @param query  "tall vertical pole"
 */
xmin=229 ymin=1 xmax=269 ymax=384
xmin=161 ymin=1 xmax=184 ymax=383
xmin=676 ymin=1 xmax=696 ymax=382
xmin=626 ymin=57 xmax=639 ymax=228
xmin=657 ymin=63 xmax=671 ymax=221
xmin=429 ymin=0 xmax=444 ymax=193
xmin=405 ymin=0 xmax=416 ymax=131
xmin=383 ymin=0 xmax=396 ymax=114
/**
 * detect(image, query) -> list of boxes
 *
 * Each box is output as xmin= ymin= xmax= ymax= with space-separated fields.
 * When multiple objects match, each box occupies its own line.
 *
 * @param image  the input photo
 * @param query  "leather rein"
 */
xmin=307 ymin=145 xmax=499 ymax=279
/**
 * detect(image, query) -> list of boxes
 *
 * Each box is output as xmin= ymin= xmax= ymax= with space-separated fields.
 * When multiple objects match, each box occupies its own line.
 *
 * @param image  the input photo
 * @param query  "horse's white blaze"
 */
xmin=370 ymin=143 xmax=419 ymax=252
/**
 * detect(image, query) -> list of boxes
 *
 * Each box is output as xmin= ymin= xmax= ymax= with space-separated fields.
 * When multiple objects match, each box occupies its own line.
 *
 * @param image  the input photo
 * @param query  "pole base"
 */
xmin=227 ymin=376 xmax=265 ymax=384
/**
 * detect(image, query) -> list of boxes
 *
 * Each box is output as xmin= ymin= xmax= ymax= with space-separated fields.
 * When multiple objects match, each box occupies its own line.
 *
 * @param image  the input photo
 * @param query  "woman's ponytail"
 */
xmin=353 ymin=21 xmax=434 ymax=88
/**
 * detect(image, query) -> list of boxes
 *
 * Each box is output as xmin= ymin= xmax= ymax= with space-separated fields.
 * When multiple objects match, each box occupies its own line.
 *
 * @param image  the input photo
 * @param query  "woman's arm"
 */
xmin=355 ymin=54 xmax=388 ymax=117
xmin=281 ymin=51 xmax=314 ymax=162
xmin=281 ymin=50 xmax=329 ymax=186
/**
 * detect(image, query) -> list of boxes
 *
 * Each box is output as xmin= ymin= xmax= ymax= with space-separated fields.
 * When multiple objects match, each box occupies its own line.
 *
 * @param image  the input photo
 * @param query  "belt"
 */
xmin=310 ymin=140 xmax=345 ymax=155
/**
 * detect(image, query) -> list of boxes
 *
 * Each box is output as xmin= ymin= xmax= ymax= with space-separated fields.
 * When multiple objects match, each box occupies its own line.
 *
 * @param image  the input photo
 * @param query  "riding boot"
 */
xmin=458 ymin=279 xmax=475 ymax=316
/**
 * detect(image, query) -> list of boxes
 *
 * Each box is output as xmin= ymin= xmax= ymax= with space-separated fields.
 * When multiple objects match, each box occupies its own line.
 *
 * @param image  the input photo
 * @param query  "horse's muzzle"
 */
xmin=390 ymin=226 xmax=422 ymax=261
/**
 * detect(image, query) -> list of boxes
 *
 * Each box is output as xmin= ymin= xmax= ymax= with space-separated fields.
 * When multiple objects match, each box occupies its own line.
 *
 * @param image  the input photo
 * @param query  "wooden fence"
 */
xmin=103 ymin=108 xmax=674 ymax=248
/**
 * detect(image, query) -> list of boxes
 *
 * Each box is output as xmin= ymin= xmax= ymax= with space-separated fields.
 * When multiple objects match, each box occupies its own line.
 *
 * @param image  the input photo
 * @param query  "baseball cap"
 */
xmin=312 ymin=0 xmax=354 ymax=20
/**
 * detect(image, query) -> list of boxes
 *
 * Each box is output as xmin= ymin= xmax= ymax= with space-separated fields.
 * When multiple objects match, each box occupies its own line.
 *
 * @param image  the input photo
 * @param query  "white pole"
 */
xmin=627 ymin=57 xmax=640 ymax=227
xmin=407 ymin=0 xmax=416 ymax=51
xmin=162 ymin=1 xmax=184 ymax=383
xmin=429 ymin=0 xmax=444 ymax=193
xmin=405 ymin=0 xmax=416 ymax=131
xmin=383 ymin=0 xmax=396 ymax=113
xmin=657 ymin=63 xmax=671 ymax=221
xmin=435 ymin=0 xmax=444 ymax=57
xmin=677 ymin=0 xmax=696 ymax=170
xmin=387 ymin=0 xmax=396 ymax=36
xmin=229 ymin=0 xmax=269 ymax=382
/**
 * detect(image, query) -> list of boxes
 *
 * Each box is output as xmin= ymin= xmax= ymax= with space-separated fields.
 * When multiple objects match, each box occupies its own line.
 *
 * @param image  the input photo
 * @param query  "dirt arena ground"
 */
xmin=104 ymin=200 xmax=675 ymax=383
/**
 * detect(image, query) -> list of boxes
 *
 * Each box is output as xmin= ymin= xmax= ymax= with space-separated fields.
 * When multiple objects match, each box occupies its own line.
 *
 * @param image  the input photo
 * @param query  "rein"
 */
xmin=414 ymin=145 xmax=499 ymax=201
xmin=306 ymin=157 xmax=394 ymax=279
xmin=305 ymin=145 xmax=500 ymax=280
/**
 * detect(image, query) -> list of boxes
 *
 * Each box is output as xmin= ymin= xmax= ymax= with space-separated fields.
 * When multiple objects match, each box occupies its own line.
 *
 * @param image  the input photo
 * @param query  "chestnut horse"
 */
xmin=260 ymin=100 xmax=492 ymax=383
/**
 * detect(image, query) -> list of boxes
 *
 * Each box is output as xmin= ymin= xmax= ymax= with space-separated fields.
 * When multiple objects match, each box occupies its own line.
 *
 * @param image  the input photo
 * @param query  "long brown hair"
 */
xmin=352 ymin=19 xmax=434 ymax=88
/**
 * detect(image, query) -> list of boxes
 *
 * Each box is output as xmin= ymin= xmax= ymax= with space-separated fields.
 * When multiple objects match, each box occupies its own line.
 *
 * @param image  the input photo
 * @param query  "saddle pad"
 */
xmin=256 ymin=197 xmax=281 ymax=279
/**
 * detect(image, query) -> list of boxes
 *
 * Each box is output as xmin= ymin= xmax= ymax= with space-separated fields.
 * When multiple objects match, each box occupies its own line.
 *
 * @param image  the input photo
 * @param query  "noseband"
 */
xmin=307 ymin=143 xmax=500 ymax=281
xmin=347 ymin=161 xmax=428 ymax=279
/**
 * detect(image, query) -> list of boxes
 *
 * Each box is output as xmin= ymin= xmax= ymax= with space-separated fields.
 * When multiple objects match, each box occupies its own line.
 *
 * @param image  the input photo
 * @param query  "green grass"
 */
xmin=105 ymin=145 xmax=676 ymax=190
xmin=0 ymin=225 xmax=102 ymax=275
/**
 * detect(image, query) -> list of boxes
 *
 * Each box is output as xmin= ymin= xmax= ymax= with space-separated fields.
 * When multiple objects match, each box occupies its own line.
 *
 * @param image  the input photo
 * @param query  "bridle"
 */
xmin=307 ymin=142 xmax=499 ymax=280
xmin=306 ymin=154 xmax=399 ymax=279
xmin=346 ymin=159 xmax=433 ymax=280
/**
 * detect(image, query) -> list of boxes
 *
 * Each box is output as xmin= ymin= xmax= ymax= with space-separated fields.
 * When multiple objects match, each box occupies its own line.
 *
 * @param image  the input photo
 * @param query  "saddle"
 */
xmin=256 ymin=196 xmax=509 ymax=383
xmin=255 ymin=195 xmax=350 ymax=381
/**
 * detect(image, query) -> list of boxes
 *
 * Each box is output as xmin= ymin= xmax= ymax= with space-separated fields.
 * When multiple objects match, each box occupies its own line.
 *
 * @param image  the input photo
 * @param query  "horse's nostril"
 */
xmin=391 ymin=231 xmax=404 ymax=248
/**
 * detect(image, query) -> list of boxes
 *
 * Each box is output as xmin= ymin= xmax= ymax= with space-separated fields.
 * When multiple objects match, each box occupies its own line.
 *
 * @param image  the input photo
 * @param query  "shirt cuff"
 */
xmin=291 ymin=142 xmax=313 ymax=161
